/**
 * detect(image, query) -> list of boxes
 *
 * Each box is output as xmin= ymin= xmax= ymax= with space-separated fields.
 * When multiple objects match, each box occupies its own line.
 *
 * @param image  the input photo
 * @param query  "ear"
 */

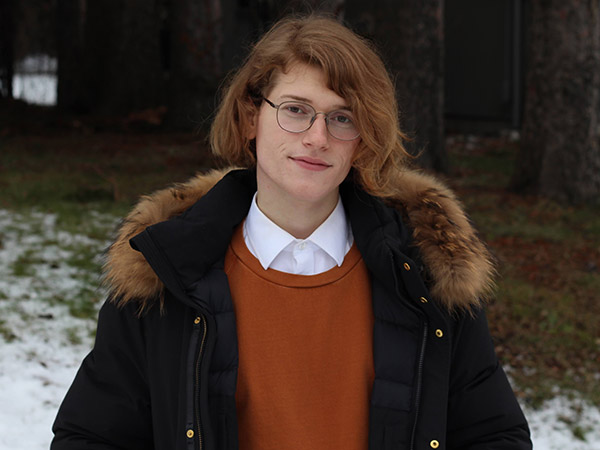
xmin=246 ymin=109 xmax=258 ymax=140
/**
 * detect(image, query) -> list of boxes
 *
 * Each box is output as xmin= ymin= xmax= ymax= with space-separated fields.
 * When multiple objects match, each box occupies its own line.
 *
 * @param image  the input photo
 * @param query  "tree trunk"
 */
xmin=58 ymin=0 xmax=164 ymax=115
xmin=85 ymin=0 xmax=164 ymax=114
xmin=57 ymin=0 xmax=87 ymax=111
xmin=344 ymin=0 xmax=447 ymax=172
xmin=0 ymin=0 xmax=16 ymax=99
xmin=513 ymin=0 xmax=600 ymax=204
xmin=167 ymin=0 xmax=264 ymax=128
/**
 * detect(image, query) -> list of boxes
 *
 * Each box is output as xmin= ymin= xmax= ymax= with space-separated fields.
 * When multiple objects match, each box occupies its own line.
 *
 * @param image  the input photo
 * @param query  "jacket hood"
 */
xmin=103 ymin=168 xmax=495 ymax=311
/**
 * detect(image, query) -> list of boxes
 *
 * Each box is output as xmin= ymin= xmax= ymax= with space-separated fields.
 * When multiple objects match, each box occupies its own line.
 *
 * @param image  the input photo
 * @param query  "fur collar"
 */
xmin=103 ymin=168 xmax=495 ymax=311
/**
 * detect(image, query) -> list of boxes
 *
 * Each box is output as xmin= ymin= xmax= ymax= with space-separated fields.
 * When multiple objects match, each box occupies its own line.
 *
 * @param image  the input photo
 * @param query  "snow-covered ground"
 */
xmin=0 ymin=208 xmax=111 ymax=449
xmin=0 ymin=208 xmax=598 ymax=449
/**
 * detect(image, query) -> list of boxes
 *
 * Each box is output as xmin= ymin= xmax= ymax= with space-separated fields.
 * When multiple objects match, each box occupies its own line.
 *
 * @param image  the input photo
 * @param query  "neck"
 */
xmin=255 ymin=192 xmax=338 ymax=239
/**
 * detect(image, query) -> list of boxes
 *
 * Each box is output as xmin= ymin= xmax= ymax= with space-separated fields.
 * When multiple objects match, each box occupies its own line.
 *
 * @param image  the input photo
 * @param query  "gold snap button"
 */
xmin=186 ymin=429 xmax=195 ymax=438
xmin=430 ymin=439 xmax=440 ymax=448
xmin=435 ymin=329 xmax=443 ymax=338
xmin=420 ymin=296 xmax=428 ymax=303
xmin=403 ymin=262 xmax=411 ymax=271
xmin=194 ymin=317 xmax=201 ymax=325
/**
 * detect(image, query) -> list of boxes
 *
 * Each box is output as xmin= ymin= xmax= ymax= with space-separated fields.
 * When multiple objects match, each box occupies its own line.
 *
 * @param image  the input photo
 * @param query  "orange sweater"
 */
xmin=224 ymin=225 xmax=374 ymax=450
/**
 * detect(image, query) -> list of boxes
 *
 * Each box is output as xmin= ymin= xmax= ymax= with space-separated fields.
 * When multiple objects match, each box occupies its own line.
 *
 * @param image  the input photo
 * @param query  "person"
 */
xmin=51 ymin=14 xmax=531 ymax=450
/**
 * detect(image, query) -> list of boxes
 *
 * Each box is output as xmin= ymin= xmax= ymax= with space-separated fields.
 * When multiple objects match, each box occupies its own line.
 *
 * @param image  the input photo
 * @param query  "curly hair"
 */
xmin=210 ymin=14 xmax=411 ymax=198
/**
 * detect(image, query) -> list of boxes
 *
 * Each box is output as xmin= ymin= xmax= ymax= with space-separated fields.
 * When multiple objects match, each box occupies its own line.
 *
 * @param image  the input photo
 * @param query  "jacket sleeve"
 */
xmin=51 ymin=298 xmax=154 ymax=449
xmin=446 ymin=308 xmax=532 ymax=449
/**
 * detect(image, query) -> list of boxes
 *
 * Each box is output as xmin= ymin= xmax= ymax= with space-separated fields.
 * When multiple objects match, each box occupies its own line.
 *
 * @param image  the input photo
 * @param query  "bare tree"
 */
xmin=345 ymin=0 xmax=447 ymax=172
xmin=513 ymin=0 xmax=600 ymax=204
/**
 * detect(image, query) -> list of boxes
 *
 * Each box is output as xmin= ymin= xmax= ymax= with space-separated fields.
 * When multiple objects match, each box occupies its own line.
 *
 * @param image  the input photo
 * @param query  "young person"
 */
xmin=52 ymin=15 xmax=531 ymax=450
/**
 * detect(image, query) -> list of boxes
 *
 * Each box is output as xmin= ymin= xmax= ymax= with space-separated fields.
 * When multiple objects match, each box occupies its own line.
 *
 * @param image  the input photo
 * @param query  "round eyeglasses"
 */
xmin=263 ymin=98 xmax=360 ymax=141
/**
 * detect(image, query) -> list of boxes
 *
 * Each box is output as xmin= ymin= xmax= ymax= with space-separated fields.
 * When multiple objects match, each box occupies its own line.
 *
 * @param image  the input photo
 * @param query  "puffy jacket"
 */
xmin=52 ymin=168 xmax=531 ymax=450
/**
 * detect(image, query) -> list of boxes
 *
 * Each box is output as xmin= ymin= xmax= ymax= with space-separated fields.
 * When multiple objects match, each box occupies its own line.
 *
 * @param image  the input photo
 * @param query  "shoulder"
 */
xmin=383 ymin=169 xmax=496 ymax=312
xmin=103 ymin=168 xmax=236 ymax=308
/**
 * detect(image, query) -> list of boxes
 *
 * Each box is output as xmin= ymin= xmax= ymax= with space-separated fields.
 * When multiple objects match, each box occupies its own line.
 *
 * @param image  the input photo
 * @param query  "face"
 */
xmin=248 ymin=63 xmax=360 ymax=215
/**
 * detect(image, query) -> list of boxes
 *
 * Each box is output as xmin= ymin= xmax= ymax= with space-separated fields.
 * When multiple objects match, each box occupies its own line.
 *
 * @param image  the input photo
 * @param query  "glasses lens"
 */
xmin=276 ymin=102 xmax=315 ymax=133
xmin=326 ymin=111 xmax=359 ymax=140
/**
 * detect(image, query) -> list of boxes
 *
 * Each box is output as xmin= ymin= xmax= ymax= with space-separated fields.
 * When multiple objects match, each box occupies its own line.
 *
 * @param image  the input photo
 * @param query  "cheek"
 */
xmin=334 ymin=145 xmax=358 ymax=182
xmin=254 ymin=115 xmax=277 ymax=148
xmin=254 ymin=141 xmax=270 ymax=168
xmin=344 ymin=141 xmax=361 ymax=166
xmin=255 ymin=121 xmax=295 ymax=157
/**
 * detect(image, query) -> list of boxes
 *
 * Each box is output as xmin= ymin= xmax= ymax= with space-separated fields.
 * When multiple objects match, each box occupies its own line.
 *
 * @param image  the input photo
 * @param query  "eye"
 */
xmin=281 ymin=102 xmax=311 ymax=116
xmin=328 ymin=111 xmax=354 ymax=127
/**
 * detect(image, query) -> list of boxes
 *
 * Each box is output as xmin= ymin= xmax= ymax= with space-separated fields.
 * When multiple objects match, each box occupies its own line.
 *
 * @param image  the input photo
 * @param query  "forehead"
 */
xmin=267 ymin=63 xmax=348 ymax=108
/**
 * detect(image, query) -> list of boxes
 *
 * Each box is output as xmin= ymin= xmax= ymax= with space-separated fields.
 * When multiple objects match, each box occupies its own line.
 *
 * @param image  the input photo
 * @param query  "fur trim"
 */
xmin=103 ymin=168 xmax=232 ymax=306
xmin=104 ymin=168 xmax=495 ymax=311
xmin=385 ymin=170 xmax=496 ymax=311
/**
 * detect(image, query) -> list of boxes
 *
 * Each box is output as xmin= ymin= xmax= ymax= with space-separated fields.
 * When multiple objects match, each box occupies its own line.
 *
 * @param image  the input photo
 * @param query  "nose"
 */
xmin=302 ymin=113 xmax=329 ymax=149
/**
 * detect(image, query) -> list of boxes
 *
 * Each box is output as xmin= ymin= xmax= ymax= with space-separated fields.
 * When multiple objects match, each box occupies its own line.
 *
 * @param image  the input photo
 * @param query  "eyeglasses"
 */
xmin=263 ymin=98 xmax=360 ymax=141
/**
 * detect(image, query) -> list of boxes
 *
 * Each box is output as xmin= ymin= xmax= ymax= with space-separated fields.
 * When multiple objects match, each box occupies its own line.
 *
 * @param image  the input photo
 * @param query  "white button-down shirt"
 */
xmin=243 ymin=194 xmax=354 ymax=275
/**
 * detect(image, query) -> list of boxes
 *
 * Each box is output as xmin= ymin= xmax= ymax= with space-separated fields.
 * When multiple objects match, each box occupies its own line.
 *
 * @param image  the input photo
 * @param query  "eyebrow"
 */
xmin=279 ymin=94 xmax=352 ymax=112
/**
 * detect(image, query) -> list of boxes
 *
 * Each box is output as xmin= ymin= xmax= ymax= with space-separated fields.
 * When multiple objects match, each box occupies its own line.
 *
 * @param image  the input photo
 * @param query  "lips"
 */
xmin=290 ymin=156 xmax=332 ymax=170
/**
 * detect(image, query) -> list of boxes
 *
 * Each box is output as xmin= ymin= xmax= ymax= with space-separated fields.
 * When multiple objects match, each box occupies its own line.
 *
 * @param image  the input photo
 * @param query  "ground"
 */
xmin=0 ymin=100 xmax=599 ymax=448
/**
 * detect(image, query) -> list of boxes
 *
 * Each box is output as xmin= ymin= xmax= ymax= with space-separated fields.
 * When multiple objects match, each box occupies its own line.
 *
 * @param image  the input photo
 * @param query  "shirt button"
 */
xmin=298 ymin=242 xmax=306 ymax=250
xmin=430 ymin=440 xmax=440 ymax=448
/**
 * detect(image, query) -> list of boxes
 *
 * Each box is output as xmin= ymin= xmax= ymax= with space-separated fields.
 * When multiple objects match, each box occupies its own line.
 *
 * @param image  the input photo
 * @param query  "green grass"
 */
xmin=65 ymin=326 xmax=83 ymax=346
xmin=492 ymin=276 xmax=600 ymax=408
xmin=0 ymin=132 xmax=215 ymax=212
xmin=11 ymin=250 xmax=44 ymax=277
xmin=466 ymin=195 xmax=600 ymax=245
xmin=0 ymin=318 xmax=17 ymax=343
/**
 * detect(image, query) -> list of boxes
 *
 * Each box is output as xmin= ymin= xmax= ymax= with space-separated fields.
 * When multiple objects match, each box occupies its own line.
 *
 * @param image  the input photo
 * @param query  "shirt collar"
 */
xmin=243 ymin=193 xmax=353 ymax=270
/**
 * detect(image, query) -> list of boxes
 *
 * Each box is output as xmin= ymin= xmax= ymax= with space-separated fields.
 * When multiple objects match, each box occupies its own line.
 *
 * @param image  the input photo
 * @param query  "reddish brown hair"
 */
xmin=210 ymin=15 xmax=410 ymax=197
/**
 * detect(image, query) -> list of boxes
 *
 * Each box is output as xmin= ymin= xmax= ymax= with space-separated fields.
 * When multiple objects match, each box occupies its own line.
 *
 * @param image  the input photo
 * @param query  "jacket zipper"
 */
xmin=195 ymin=314 xmax=208 ymax=450
xmin=410 ymin=321 xmax=428 ymax=450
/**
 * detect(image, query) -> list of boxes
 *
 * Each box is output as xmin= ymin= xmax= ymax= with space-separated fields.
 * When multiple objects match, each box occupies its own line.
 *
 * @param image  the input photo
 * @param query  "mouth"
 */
xmin=290 ymin=156 xmax=332 ymax=170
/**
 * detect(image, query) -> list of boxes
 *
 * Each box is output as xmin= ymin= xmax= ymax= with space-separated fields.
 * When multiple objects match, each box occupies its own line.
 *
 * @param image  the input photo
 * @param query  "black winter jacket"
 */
xmin=52 ymin=168 xmax=531 ymax=450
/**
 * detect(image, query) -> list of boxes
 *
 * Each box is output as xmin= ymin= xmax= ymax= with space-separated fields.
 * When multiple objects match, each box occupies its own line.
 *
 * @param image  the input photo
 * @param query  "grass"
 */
xmin=447 ymin=134 xmax=600 ymax=411
xmin=12 ymin=250 xmax=46 ymax=277
xmin=0 ymin=132 xmax=215 ymax=211
xmin=0 ymin=318 xmax=17 ymax=342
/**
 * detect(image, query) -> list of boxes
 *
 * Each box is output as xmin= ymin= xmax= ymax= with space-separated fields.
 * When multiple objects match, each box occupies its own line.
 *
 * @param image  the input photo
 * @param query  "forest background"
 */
xmin=0 ymin=0 xmax=599 ymax=448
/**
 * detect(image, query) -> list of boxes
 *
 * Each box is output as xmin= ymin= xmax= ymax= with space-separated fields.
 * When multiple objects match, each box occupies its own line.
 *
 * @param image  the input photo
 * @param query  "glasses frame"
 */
xmin=262 ymin=97 xmax=360 ymax=141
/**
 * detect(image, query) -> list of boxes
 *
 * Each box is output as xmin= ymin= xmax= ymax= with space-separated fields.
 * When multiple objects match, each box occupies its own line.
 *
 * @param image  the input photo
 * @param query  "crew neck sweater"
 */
xmin=224 ymin=224 xmax=374 ymax=450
